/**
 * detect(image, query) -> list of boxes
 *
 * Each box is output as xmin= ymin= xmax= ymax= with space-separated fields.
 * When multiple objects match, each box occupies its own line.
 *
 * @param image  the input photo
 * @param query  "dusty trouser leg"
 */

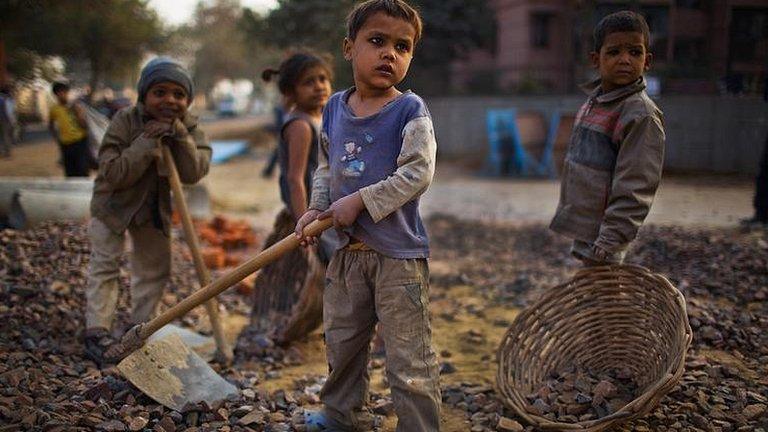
xmin=320 ymin=249 xmax=377 ymax=430
xmin=375 ymin=257 xmax=441 ymax=432
xmin=128 ymin=224 xmax=171 ymax=324
xmin=86 ymin=218 xmax=125 ymax=330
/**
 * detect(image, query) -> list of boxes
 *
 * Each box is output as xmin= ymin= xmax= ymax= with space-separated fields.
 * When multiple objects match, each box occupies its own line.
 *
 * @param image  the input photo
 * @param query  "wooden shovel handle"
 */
xmin=160 ymin=143 xmax=232 ymax=361
xmin=139 ymin=216 xmax=334 ymax=339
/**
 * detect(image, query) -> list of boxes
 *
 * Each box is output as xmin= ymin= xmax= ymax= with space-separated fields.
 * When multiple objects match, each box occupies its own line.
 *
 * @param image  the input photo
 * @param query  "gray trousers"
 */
xmin=86 ymin=217 xmax=170 ymax=330
xmin=320 ymin=249 xmax=441 ymax=432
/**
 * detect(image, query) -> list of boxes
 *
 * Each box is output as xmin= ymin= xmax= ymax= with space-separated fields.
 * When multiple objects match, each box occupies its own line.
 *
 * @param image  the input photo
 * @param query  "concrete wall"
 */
xmin=426 ymin=95 xmax=768 ymax=175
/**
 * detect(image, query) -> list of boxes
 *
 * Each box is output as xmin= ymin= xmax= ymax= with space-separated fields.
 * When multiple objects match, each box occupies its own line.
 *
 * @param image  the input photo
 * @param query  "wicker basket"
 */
xmin=497 ymin=265 xmax=692 ymax=431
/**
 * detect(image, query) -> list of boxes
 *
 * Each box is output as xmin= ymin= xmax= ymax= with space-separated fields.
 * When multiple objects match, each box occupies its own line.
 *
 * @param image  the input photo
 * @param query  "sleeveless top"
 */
xmin=278 ymin=111 xmax=320 ymax=214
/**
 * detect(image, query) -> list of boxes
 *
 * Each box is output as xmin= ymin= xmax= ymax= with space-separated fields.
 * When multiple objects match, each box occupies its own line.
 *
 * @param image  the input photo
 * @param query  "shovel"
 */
xmin=159 ymin=143 xmax=233 ymax=365
xmin=106 ymin=213 xmax=332 ymax=406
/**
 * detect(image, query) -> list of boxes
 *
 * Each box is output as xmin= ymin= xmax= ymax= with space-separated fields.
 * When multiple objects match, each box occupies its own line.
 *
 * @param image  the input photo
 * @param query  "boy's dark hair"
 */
xmin=347 ymin=0 xmax=423 ymax=45
xmin=52 ymin=82 xmax=70 ymax=95
xmin=262 ymin=51 xmax=333 ymax=96
xmin=593 ymin=10 xmax=650 ymax=52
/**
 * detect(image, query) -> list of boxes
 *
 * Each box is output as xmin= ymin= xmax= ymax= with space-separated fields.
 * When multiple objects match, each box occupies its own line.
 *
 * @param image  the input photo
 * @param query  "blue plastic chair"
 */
xmin=486 ymin=109 xmax=557 ymax=177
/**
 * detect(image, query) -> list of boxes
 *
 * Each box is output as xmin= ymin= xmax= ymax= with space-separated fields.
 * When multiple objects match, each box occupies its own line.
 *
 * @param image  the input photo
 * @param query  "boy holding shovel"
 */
xmin=85 ymin=57 xmax=211 ymax=366
xmin=295 ymin=1 xmax=440 ymax=430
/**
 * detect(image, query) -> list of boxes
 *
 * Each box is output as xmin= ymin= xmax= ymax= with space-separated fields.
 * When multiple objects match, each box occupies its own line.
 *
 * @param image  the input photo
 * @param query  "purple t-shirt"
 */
xmin=323 ymin=88 xmax=431 ymax=259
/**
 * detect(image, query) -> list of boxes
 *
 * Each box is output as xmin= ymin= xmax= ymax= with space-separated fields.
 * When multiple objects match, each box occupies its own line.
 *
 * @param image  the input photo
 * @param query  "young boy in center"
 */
xmin=84 ymin=58 xmax=211 ymax=365
xmin=295 ymin=1 xmax=440 ymax=430
xmin=550 ymin=10 xmax=666 ymax=265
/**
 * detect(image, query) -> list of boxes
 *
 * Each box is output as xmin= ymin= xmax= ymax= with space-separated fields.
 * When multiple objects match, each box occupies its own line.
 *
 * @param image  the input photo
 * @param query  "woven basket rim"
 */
xmin=496 ymin=264 xmax=693 ymax=431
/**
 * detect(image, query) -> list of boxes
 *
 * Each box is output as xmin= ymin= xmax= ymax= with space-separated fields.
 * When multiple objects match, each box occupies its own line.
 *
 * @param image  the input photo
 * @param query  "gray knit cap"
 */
xmin=137 ymin=57 xmax=194 ymax=102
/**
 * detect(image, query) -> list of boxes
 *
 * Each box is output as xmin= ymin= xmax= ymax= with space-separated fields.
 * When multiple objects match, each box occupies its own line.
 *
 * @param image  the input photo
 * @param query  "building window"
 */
xmin=641 ymin=6 xmax=669 ymax=61
xmin=530 ymin=13 xmax=552 ymax=49
xmin=730 ymin=8 xmax=768 ymax=63
xmin=676 ymin=0 xmax=702 ymax=9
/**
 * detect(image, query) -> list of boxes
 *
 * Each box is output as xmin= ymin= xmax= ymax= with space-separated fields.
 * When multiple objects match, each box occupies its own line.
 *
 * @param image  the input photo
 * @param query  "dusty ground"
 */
xmin=209 ymin=157 xmax=754 ymax=230
xmin=1 ymin=123 xmax=765 ymax=431
xmin=0 ymin=120 xmax=755 ymax=228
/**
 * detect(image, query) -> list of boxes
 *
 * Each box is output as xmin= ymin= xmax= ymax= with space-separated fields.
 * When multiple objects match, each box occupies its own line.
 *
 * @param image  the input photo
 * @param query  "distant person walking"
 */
xmin=49 ymin=82 xmax=94 ymax=177
xmin=0 ymin=84 xmax=16 ymax=158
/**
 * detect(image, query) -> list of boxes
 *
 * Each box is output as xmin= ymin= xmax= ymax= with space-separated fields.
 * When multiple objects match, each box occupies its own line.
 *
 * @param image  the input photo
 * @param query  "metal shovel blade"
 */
xmin=149 ymin=323 xmax=216 ymax=362
xmin=117 ymin=333 xmax=237 ymax=411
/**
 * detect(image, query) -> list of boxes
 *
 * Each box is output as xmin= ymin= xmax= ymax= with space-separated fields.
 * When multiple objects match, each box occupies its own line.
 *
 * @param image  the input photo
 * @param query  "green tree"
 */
xmin=246 ymin=0 xmax=496 ymax=93
xmin=179 ymin=0 xmax=280 ymax=93
xmin=407 ymin=0 xmax=496 ymax=94
xmin=0 ymin=0 xmax=51 ymax=84
xmin=254 ymin=0 xmax=354 ymax=87
xmin=0 ymin=0 xmax=163 ymax=92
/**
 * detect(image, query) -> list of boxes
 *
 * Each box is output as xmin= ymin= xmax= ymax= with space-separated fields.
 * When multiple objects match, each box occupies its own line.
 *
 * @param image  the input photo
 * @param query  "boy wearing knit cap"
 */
xmin=84 ymin=57 xmax=211 ymax=366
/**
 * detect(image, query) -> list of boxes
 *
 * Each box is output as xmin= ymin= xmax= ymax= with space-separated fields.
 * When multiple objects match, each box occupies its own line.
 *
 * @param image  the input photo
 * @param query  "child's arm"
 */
xmin=72 ymin=102 xmax=88 ymax=130
xmin=47 ymin=118 xmax=57 ymax=143
xmin=284 ymin=120 xmax=313 ymax=218
xmin=307 ymin=131 xmax=332 ymax=212
xmin=167 ymin=119 xmax=212 ymax=184
xmin=594 ymin=113 xmax=665 ymax=255
xmin=98 ymin=111 xmax=161 ymax=190
xmin=47 ymin=108 xmax=59 ymax=143
xmin=359 ymin=116 xmax=437 ymax=223
xmin=295 ymin=131 xmax=331 ymax=242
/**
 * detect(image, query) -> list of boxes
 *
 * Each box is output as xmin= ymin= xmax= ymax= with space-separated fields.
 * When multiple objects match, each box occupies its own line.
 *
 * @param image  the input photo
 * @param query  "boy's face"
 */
xmin=54 ymin=90 xmax=69 ymax=104
xmin=144 ymin=81 xmax=189 ymax=123
xmin=343 ymin=12 xmax=416 ymax=92
xmin=591 ymin=31 xmax=651 ymax=92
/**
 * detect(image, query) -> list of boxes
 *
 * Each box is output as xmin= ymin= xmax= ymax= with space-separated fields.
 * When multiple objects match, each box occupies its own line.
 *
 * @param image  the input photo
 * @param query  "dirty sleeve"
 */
xmin=168 ymin=126 xmax=212 ymax=184
xmin=308 ymin=130 xmax=331 ymax=211
xmin=594 ymin=113 xmax=665 ymax=253
xmin=359 ymin=116 xmax=437 ymax=223
xmin=98 ymin=111 xmax=158 ymax=190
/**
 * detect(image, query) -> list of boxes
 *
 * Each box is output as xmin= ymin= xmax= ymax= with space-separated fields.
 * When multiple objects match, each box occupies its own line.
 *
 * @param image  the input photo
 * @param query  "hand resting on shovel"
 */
xmin=295 ymin=191 xmax=365 ymax=246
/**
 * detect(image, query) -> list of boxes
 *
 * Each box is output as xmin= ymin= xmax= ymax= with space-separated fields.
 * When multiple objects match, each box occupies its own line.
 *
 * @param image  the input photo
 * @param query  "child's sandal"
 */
xmin=304 ymin=410 xmax=348 ymax=432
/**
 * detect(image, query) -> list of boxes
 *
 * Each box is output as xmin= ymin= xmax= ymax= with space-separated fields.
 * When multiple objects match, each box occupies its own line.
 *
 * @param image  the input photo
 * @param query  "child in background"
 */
xmin=248 ymin=52 xmax=334 ymax=343
xmin=0 ymin=85 xmax=16 ymax=158
xmin=295 ymin=1 xmax=440 ymax=430
xmin=84 ymin=58 xmax=211 ymax=366
xmin=49 ymin=82 xmax=93 ymax=176
xmin=550 ymin=11 xmax=666 ymax=265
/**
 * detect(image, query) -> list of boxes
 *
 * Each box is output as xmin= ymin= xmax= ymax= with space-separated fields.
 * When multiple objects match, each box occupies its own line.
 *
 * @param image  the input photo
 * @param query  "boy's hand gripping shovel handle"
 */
xmin=159 ymin=142 xmax=233 ymax=364
xmin=104 ymin=207 xmax=333 ymax=363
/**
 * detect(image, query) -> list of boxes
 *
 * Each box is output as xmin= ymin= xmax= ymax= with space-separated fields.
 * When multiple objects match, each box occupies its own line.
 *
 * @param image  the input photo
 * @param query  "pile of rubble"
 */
xmin=1 ymin=217 xmax=767 ymax=431
xmin=428 ymin=216 xmax=768 ymax=432
xmin=194 ymin=215 xmax=260 ymax=271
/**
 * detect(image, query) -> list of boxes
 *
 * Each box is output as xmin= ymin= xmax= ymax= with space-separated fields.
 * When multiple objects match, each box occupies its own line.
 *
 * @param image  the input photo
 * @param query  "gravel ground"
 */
xmin=1 ymin=216 xmax=766 ymax=431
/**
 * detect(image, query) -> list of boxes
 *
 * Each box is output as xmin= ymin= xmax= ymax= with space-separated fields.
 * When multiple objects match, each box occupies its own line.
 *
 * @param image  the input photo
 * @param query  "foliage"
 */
xmin=1 ymin=0 xmax=163 ymax=89
xmin=169 ymin=0 xmax=281 ymax=93
xmin=243 ymin=0 xmax=496 ymax=93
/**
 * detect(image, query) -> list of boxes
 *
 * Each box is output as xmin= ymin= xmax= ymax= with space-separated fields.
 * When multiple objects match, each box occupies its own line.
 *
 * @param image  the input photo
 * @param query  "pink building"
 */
xmin=452 ymin=0 xmax=768 ymax=94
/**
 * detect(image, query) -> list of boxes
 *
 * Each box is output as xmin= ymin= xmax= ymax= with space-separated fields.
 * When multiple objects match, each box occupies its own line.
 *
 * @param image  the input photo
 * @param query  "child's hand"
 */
xmin=143 ymin=119 xmax=173 ymax=139
xmin=172 ymin=118 xmax=189 ymax=139
xmin=295 ymin=209 xmax=323 ymax=247
xmin=319 ymin=192 xmax=365 ymax=230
